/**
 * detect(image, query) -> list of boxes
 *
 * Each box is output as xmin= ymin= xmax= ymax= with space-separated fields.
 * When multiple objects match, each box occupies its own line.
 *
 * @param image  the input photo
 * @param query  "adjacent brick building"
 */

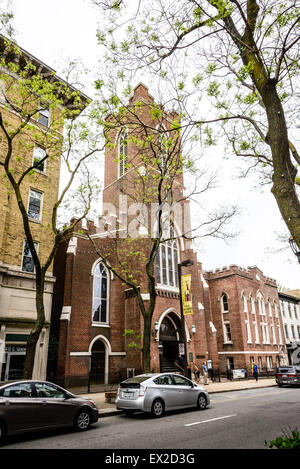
xmin=204 ymin=265 xmax=288 ymax=374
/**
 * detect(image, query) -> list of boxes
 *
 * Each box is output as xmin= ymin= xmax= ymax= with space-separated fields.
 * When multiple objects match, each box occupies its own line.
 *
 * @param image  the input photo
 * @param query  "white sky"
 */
xmin=10 ymin=0 xmax=300 ymax=289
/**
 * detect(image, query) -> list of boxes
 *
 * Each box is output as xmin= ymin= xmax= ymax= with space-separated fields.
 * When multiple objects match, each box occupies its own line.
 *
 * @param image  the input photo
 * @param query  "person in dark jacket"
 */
xmin=252 ymin=363 xmax=259 ymax=381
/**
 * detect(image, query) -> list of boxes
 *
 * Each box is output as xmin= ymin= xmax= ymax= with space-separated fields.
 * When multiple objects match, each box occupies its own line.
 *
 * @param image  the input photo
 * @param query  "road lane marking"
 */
xmin=184 ymin=414 xmax=237 ymax=427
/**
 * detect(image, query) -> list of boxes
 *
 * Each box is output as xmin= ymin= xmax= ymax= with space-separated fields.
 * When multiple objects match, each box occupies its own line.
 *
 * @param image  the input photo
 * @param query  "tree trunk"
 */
xmin=22 ymin=278 xmax=46 ymax=379
xmin=261 ymin=82 xmax=300 ymax=250
xmin=142 ymin=310 xmax=153 ymax=373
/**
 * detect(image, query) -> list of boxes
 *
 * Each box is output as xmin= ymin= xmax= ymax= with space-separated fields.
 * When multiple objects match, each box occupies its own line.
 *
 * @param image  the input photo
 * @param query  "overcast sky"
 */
xmin=9 ymin=0 xmax=300 ymax=290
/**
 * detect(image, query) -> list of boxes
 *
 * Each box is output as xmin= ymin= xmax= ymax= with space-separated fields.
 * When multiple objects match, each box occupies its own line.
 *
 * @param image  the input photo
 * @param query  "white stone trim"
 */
xmin=67 ymin=237 xmax=77 ymax=255
xmin=61 ymin=306 xmax=71 ymax=321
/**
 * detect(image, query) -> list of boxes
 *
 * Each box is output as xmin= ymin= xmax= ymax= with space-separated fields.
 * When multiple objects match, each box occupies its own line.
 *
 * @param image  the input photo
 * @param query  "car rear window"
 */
xmin=277 ymin=367 xmax=296 ymax=373
xmin=120 ymin=376 xmax=148 ymax=388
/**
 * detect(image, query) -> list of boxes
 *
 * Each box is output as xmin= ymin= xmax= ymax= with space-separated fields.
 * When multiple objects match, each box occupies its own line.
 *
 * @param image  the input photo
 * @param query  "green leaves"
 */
xmin=265 ymin=428 xmax=300 ymax=449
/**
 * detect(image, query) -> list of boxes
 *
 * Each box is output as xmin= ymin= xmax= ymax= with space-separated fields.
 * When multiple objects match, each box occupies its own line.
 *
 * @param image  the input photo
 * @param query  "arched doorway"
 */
xmin=159 ymin=313 xmax=182 ymax=372
xmin=90 ymin=339 xmax=105 ymax=384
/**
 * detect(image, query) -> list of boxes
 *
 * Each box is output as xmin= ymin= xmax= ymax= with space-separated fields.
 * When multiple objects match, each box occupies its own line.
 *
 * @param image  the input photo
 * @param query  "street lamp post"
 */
xmin=178 ymin=259 xmax=194 ymax=377
xmin=289 ymin=236 xmax=300 ymax=263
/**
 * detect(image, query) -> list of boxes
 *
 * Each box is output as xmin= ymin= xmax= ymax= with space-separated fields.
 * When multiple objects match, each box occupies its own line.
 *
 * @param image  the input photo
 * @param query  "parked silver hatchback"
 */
xmin=116 ymin=373 xmax=210 ymax=417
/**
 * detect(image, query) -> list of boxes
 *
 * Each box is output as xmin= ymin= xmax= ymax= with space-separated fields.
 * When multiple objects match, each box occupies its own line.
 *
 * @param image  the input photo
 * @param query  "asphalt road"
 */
xmin=1 ymin=387 xmax=300 ymax=450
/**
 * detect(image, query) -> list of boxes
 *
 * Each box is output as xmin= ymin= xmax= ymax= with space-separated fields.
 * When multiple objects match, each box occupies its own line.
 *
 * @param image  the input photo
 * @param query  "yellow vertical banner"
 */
xmin=181 ymin=274 xmax=193 ymax=315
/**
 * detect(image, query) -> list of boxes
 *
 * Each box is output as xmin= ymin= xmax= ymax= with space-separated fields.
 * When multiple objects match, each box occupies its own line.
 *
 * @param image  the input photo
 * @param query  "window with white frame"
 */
xmin=92 ymin=262 xmax=109 ymax=323
xmin=33 ymin=145 xmax=47 ymax=173
xmin=118 ymin=128 xmax=128 ymax=178
xmin=223 ymin=321 xmax=232 ymax=343
xmin=284 ymin=324 xmax=289 ymax=340
xmin=270 ymin=323 xmax=276 ymax=344
xmin=38 ymin=106 xmax=50 ymax=127
xmin=242 ymin=294 xmax=248 ymax=313
xmin=157 ymin=123 xmax=168 ymax=171
xmin=156 ymin=226 xmax=179 ymax=288
xmin=261 ymin=323 xmax=270 ymax=344
xmin=242 ymin=294 xmax=251 ymax=343
xmin=257 ymin=292 xmax=266 ymax=315
xmin=250 ymin=295 xmax=259 ymax=343
xmin=266 ymin=356 xmax=273 ymax=370
xmin=221 ymin=293 xmax=232 ymax=343
xmin=250 ymin=295 xmax=255 ymax=314
xmin=291 ymin=325 xmax=295 ymax=339
xmin=222 ymin=293 xmax=229 ymax=313
xmin=277 ymin=325 xmax=283 ymax=344
xmin=294 ymin=304 xmax=298 ymax=320
xmin=267 ymin=300 xmax=272 ymax=317
xmin=22 ymin=240 xmax=38 ymax=272
xmin=274 ymin=301 xmax=279 ymax=318
xmin=258 ymin=356 xmax=263 ymax=371
xmin=28 ymin=189 xmax=43 ymax=221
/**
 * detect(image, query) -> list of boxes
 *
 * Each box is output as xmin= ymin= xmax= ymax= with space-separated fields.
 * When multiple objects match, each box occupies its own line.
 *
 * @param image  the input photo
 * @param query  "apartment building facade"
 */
xmin=278 ymin=291 xmax=300 ymax=365
xmin=0 ymin=35 xmax=87 ymax=381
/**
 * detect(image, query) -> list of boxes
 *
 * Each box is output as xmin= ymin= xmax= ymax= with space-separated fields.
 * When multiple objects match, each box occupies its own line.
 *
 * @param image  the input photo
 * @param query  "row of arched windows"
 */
xmin=220 ymin=292 xmax=282 ymax=345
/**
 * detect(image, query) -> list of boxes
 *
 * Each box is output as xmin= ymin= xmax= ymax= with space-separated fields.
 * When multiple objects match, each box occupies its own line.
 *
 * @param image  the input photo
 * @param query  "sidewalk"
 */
xmin=71 ymin=377 xmax=277 ymax=418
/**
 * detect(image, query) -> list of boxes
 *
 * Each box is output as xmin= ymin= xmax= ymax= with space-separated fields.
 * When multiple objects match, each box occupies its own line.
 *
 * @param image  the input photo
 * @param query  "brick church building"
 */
xmin=52 ymin=84 xmax=219 ymax=386
xmin=51 ymin=84 xmax=287 ymax=387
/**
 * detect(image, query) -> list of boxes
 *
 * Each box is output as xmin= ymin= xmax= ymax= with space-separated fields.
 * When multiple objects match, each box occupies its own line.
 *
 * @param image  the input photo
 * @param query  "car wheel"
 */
xmin=0 ymin=421 xmax=6 ymax=444
xmin=73 ymin=408 xmax=91 ymax=431
xmin=151 ymin=399 xmax=165 ymax=418
xmin=197 ymin=393 xmax=207 ymax=410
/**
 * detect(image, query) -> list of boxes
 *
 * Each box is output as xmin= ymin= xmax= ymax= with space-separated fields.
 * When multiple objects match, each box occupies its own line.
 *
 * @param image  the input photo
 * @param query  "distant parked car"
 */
xmin=116 ymin=373 xmax=210 ymax=417
xmin=0 ymin=380 xmax=99 ymax=443
xmin=275 ymin=366 xmax=300 ymax=387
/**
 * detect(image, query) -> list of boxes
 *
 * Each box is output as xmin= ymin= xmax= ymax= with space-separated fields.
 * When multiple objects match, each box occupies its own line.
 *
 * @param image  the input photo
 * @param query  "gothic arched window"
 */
xmin=92 ymin=262 xmax=109 ymax=323
xmin=156 ymin=226 xmax=179 ymax=288
xmin=118 ymin=128 xmax=128 ymax=178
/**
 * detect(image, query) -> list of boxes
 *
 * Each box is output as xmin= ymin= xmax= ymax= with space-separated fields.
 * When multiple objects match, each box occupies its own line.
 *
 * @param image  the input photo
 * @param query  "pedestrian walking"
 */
xmin=192 ymin=363 xmax=200 ymax=383
xmin=252 ymin=362 xmax=259 ymax=381
xmin=202 ymin=362 xmax=209 ymax=385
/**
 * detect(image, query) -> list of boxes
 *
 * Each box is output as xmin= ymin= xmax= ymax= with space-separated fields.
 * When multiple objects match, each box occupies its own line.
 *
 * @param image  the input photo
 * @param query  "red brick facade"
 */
xmin=204 ymin=265 xmax=287 ymax=373
xmin=52 ymin=84 xmax=287 ymax=386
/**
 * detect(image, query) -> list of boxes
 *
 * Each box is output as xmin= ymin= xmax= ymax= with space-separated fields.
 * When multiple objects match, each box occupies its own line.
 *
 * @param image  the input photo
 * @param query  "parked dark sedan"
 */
xmin=0 ymin=380 xmax=99 ymax=443
xmin=275 ymin=366 xmax=300 ymax=387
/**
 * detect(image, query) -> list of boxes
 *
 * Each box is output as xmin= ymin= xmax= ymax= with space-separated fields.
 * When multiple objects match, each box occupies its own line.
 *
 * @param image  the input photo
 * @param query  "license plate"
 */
xmin=123 ymin=392 xmax=133 ymax=398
